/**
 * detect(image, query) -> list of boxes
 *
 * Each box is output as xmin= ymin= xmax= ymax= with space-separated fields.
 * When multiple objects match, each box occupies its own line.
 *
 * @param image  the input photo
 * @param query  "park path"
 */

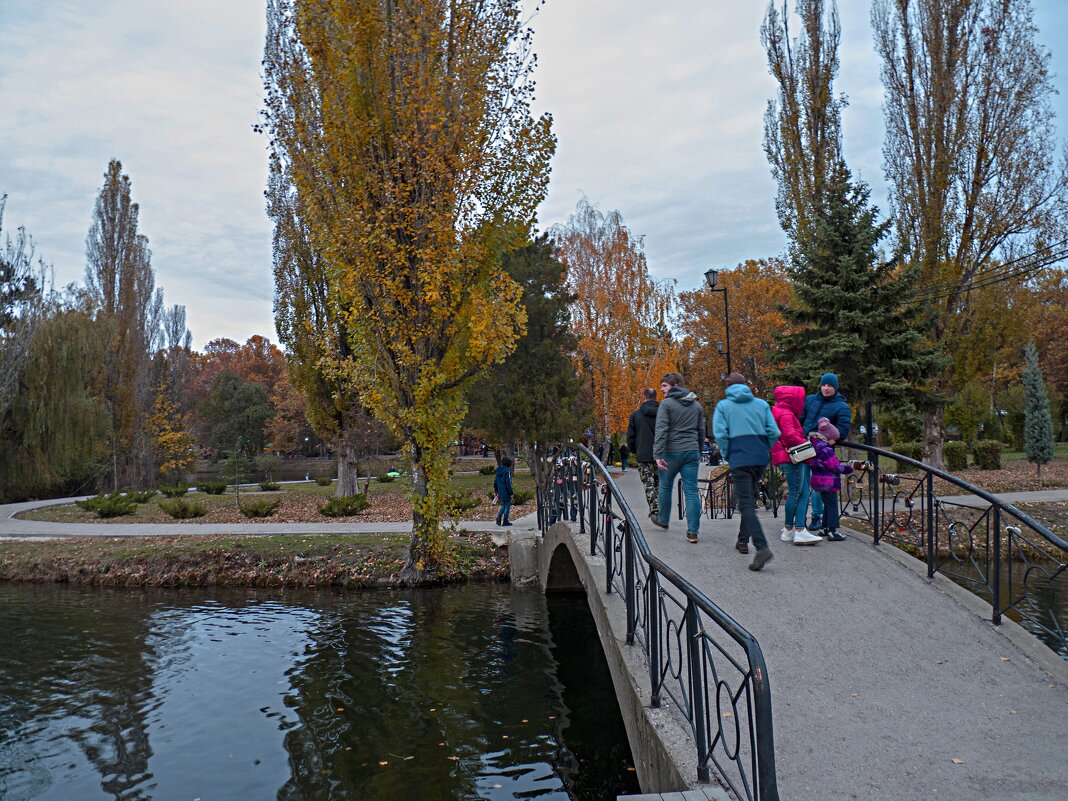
xmin=608 ymin=467 xmax=1068 ymax=801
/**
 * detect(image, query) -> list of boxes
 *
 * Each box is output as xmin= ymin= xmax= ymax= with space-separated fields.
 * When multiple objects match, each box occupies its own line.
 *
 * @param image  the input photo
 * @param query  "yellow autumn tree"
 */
xmin=554 ymin=200 xmax=677 ymax=437
xmin=262 ymin=0 xmax=555 ymax=581
xmin=145 ymin=388 xmax=195 ymax=481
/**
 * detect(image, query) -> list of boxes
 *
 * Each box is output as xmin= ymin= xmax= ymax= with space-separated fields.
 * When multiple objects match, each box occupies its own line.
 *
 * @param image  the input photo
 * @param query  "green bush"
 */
xmin=478 ymin=464 xmax=497 ymax=475
xmin=159 ymin=498 xmax=207 ymax=519
xmin=973 ymin=440 xmax=1003 ymax=470
xmin=889 ymin=442 xmax=924 ymax=472
xmin=124 ymin=490 xmax=157 ymax=504
xmin=314 ymin=476 xmax=333 ymax=487
xmin=159 ymin=484 xmax=190 ymax=498
xmin=76 ymin=493 xmax=137 ymax=518
xmin=319 ymin=494 xmax=369 ymax=517
xmin=943 ymin=441 xmax=968 ymax=472
xmin=198 ymin=481 xmax=228 ymax=495
xmin=512 ymin=489 xmax=534 ymax=505
xmin=239 ymin=497 xmax=281 ymax=518
xmin=376 ymin=472 xmax=395 ymax=483
xmin=259 ymin=481 xmax=281 ymax=492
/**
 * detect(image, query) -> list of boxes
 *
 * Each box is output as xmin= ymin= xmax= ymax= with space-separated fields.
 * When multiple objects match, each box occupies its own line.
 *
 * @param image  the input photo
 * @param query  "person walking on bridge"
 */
xmin=627 ymin=388 xmax=660 ymax=519
xmin=712 ymin=373 xmax=781 ymax=571
xmin=650 ymin=373 xmax=704 ymax=543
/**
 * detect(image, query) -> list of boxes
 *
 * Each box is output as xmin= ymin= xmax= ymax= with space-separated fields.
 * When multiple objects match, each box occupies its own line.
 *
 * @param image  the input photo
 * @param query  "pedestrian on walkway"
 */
xmin=618 ymin=441 xmax=629 ymax=471
xmin=627 ymin=388 xmax=660 ymax=518
xmin=801 ymin=373 xmax=851 ymax=533
xmin=650 ymin=373 xmax=704 ymax=543
xmin=712 ymin=373 xmax=781 ymax=570
xmin=808 ymin=419 xmax=853 ymax=541
xmin=771 ymin=386 xmax=822 ymax=545
xmin=494 ymin=457 xmax=514 ymax=526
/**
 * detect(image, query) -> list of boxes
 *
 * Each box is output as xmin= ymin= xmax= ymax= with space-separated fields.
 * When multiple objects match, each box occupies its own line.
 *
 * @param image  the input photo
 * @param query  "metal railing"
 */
xmin=538 ymin=445 xmax=779 ymax=799
xmin=676 ymin=462 xmax=785 ymax=523
xmin=836 ymin=442 xmax=1067 ymax=657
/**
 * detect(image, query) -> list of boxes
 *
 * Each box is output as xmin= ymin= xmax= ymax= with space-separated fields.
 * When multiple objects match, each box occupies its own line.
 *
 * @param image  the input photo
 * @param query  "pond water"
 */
xmin=0 ymin=583 xmax=640 ymax=800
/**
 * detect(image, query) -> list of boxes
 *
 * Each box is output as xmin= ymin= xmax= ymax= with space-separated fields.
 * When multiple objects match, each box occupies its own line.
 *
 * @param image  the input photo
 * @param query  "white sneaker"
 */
xmin=792 ymin=528 xmax=822 ymax=546
xmin=779 ymin=528 xmax=794 ymax=543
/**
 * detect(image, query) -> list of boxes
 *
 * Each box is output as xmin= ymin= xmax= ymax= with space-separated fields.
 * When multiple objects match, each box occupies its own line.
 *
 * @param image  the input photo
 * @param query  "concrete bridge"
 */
xmin=514 ymin=466 xmax=1068 ymax=801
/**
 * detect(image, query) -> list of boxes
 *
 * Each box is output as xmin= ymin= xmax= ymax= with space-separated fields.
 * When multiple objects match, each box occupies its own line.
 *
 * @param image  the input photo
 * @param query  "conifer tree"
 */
xmin=774 ymin=166 xmax=942 ymax=418
xmin=1022 ymin=341 xmax=1054 ymax=486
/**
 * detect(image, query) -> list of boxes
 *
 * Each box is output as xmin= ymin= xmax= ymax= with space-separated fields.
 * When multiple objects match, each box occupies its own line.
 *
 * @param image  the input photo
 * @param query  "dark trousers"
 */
xmin=731 ymin=465 xmax=768 ymax=551
xmin=820 ymin=491 xmax=840 ymax=531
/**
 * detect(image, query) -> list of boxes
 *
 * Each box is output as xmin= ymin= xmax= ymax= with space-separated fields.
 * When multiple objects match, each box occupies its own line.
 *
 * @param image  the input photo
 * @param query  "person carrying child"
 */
xmin=494 ymin=456 xmax=514 ymax=527
xmin=808 ymin=418 xmax=853 ymax=541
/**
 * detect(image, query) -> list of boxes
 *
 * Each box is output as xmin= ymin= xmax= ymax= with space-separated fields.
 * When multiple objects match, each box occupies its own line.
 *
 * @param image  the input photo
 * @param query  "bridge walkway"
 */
xmin=608 ymin=467 xmax=1068 ymax=801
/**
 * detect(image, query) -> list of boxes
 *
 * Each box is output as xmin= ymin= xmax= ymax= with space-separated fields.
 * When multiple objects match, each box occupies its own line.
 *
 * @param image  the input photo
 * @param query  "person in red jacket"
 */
xmin=770 ymin=386 xmax=822 ymax=545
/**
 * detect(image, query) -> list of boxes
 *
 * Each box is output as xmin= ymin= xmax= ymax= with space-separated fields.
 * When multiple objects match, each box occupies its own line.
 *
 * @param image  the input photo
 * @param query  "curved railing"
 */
xmin=537 ymin=445 xmax=779 ymax=800
xmin=837 ymin=441 xmax=1067 ymax=657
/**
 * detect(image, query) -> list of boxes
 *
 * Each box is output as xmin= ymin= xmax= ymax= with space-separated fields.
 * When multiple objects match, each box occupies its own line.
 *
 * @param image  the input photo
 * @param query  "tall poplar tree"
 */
xmin=1022 ymin=341 xmax=1054 ymax=485
xmin=262 ymin=0 xmax=555 ymax=581
xmin=872 ymin=0 xmax=1068 ymax=466
xmin=85 ymin=160 xmax=163 ymax=490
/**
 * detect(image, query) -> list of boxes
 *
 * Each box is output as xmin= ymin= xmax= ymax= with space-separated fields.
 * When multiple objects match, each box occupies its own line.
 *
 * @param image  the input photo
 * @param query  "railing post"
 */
xmin=624 ymin=519 xmax=636 ymax=644
xmin=648 ymin=573 xmax=661 ymax=708
xmin=992 ymin=505 xmax=1002 ymax=626
xmin=872 ymin=452 xmax=881 ymax=545
xmin=604 ymin=490 xmax=614 ymax=593
xmin=577 ymin=458 xmax=586 ymax=535
xmin=925 ymin=471 xmax=935 ymax=578
xmin=589 ymin=476 xmax=598 ymax=556
xmin=686 ymin=602 xmax=710 ymax=783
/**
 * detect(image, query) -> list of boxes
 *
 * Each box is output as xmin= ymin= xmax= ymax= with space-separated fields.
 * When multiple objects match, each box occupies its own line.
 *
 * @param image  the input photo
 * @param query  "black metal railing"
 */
xmin=676 ymin=462 xmax=785 ymax=524
xmin=836 ymin=442 xmax=1067 ymax=657
xmin=538 ymin=445 xmax=779 ymax=799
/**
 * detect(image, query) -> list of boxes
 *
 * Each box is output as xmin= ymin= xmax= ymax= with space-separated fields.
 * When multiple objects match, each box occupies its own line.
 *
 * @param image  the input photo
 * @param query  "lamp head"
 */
xmin=704 ymin=268 xmax=718 ymax=289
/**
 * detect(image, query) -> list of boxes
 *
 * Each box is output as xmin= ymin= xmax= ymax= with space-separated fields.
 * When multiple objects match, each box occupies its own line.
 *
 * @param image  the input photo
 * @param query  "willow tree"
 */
xmin=553 ymin=199 xmax=676 ymax=438
xmin=262 ymin=0 xmax=555 ymax=580
xmin=873 ymin=0 xmax=1068 ymax=466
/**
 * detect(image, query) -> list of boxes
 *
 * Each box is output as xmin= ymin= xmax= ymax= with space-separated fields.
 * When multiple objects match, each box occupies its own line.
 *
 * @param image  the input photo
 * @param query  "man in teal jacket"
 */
xmin=713 ymin=373 xmax=781 ymax=571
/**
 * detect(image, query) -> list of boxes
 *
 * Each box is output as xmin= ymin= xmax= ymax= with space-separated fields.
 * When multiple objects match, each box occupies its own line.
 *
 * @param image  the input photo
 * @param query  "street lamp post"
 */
xmin=703 ymin=268 xmax=732 ymax=374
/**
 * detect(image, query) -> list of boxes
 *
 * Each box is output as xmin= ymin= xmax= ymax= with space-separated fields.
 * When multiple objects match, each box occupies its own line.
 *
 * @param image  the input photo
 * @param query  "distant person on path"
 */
xmin=801 ymin=373 xmax=852 ymax=533
xmin=495 ymin=456 xmax=514 ymax=527
xmin=627 ymin=388 xmax=660 ymax=517
xmin=771 ymin=386 xmax=822 ymax=545
xmin=808 ymin=419 xmax=853 ymax=541
xmin=712 ymin=373 xmax=781 ymax=571
xmin=618 ymin=441 xmax=629 ymax=472
xmin=650 ymin=373 xmax=704 ymax=543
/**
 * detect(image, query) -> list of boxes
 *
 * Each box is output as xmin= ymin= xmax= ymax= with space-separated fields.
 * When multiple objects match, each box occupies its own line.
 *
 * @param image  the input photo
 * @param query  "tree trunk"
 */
xmin=924 ymin=408 xmax=946 ymax=470
xmin=336 ymin=437 xmax=360 ymax=497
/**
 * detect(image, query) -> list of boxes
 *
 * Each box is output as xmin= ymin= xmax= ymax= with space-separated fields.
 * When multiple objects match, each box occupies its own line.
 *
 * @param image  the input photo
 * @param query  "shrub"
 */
xmin=198 ymin=481 xmax=228 ymax=495
xmin=943 ymin=441 xmax=968 ymax=472
xmin=125 ymin=490 xmax=157 ymax=504
xmin=889 ymin=442 xmax=924 ymax=472
xmin=376 ymin=472 xmax=395 ymax=483
xmin=159 ymin=484 xmax=190 ymax=498
xmin=259 ymin=481 xmax=281 ymax=492
xmin=319 ymin=494 xmax=369 ymax=517
xmin=448 ymin=491 xmax=481 ymax=513
xmin=76 ymin=493 xmax=137 ymax=518
xmin=512 ymin=489 xmax=534 ymax=505
xmin=478 ymin=465 xmax=497 ymax=475
xmin=240 ymin=497 xmax=281 ymax=518
xmin=159 ymin=498 xmax=207 ymax=519
xmin=314 ymin=476 xmax=333 ymax=487
xmin=973 ymin=440 xmax=1003 ymax=470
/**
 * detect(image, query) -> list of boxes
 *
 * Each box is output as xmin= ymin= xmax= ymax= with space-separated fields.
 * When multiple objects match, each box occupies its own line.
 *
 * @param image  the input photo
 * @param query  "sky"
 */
xmin=1 ymin=0 xmax=1066 ymax=350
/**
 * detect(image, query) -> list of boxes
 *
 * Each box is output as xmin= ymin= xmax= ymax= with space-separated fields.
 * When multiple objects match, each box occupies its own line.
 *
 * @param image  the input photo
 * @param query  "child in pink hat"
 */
xmin=808 ymin=417 xmax=853 ymax=541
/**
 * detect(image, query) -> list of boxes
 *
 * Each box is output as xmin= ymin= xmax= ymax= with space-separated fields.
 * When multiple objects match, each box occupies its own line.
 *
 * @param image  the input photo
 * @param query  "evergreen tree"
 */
xmin=774 ymin=165 xmax=943 ymax=418
xmin=466 ymin=235 xmax=585 ymax=490
xmin=1022 ymin=341 xmax=1054 ymax=486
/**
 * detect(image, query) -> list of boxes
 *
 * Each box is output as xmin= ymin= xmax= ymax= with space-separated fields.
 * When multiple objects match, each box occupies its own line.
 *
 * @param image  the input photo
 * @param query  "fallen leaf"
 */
xmin=850 ymin=692 xmax=859 ymax=698
xmin=951 ymin=758 xmax=965 ymax=765
xmin=378 ymin=761 xmax=388 ymax=766
xmin=1000 ymin=657 xmax=1010 ymax=662
xmin=1008 ymin=710 xmax=1017 ymax=715
xmin=448 ymin=756 xmax=460 ymax=761
xmin=521 ymin=719 xmax=528 ymax=723
xmin=337 ymin=707 xmax=345 ymax=712
xmin=548 ymin=715 xmax=556 ymax=720
xmin=723 ymin=711 xmax=732 ymax=718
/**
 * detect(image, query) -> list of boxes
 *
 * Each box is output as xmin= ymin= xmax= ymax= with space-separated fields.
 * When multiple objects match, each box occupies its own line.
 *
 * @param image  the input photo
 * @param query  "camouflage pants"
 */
xmin=638 ymin=461 xmax=660 ymax=516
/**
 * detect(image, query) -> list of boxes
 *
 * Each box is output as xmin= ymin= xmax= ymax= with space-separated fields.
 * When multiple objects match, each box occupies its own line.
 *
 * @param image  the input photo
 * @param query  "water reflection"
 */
xmin=0 ymin=583 xmax=639 ymax=800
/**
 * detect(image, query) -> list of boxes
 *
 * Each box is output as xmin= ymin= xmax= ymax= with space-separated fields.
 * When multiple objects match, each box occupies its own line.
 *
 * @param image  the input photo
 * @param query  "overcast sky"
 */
xmin=1 ymin=1 xmax=1065 ymax=349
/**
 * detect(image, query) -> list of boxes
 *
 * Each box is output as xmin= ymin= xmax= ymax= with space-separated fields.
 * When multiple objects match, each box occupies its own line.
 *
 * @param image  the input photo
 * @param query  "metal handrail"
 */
xmin=538 ymin=444 xmax=779 ymax=799
xmin=838 ymin=441 xmax=1066 ymax=656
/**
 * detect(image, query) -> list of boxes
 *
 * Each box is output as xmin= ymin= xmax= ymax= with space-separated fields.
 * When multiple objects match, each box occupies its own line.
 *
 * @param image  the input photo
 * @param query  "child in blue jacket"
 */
xmin=494 ymin=457 xmax=514 ymax=526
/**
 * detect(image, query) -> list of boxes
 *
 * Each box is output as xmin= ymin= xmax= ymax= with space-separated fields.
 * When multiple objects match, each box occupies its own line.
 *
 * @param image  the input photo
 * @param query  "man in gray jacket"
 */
xmin=650 ymin=372 xmax=704 ymax=543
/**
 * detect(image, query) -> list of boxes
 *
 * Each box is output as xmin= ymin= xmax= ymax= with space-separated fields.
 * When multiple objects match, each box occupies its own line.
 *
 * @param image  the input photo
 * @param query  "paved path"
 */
xmin=609 ymin=469 xmax=1068 ymax=801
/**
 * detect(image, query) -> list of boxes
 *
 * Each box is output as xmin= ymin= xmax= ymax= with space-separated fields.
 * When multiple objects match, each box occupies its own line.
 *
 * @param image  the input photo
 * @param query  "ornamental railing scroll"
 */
xmin=538 ymin=444 xmax=779 ymax=799
xmin=835 ymin=441 xmax=1066 ymax=658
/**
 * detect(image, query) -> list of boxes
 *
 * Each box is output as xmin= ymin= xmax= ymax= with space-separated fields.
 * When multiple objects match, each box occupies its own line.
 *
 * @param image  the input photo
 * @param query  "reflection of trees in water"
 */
xmin=276 ymin=584 xmax=574 ymax=800
xmin=0 ymin=585 xmax=158 ymax=800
